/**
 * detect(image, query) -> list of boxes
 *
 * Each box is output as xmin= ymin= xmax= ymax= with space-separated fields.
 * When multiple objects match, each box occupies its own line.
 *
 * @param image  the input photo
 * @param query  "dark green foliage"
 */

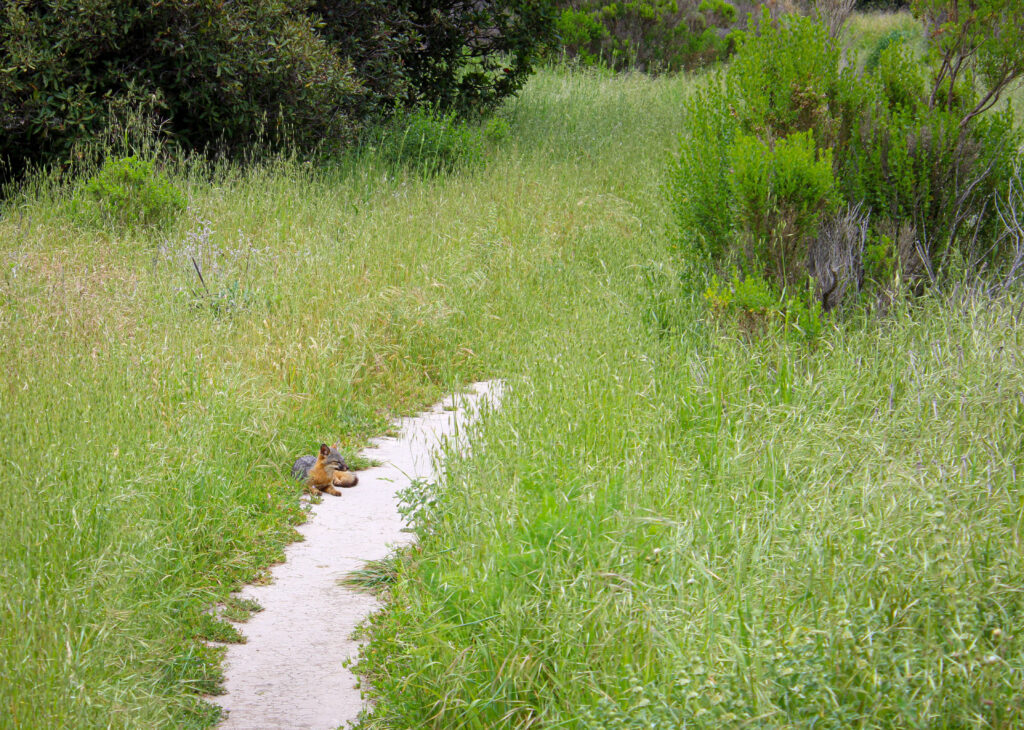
xmin=0 ymin=0 xmax=364 ymax=184
xmin=315 ymin=1 xmax=559 ymax=116
xmin=855 ymin=0 xmax=910 ymax=8
xmin=308 ymin=0 xmax=416 ymax=118
xmin=74 ymin=155 xmax=186 ymax=230
xmin=555 ymin=0 xmax=736 ymax=72
xmin=839 ymin=38 xmax=1022 ymax=277
xmin=398 ymin=1 xmax=558 ymax=115
xmin=0 ymin=0 xmax=557 ymax=185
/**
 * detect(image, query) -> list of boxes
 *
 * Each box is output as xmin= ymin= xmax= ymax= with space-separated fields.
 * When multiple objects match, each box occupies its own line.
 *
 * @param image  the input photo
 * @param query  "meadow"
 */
xmin=1 ymin=11 xmax=1023 ymax=728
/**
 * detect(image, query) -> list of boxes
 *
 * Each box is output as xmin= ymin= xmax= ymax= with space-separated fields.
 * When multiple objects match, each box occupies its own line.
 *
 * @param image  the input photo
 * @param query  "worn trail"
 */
xmin=212 ymin=381 xmax=502 ymax=730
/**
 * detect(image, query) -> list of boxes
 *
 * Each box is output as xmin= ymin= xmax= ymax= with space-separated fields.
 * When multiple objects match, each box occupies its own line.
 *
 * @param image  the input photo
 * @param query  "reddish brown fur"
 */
xmin=306 ymin=443 xmax=357 ymax=496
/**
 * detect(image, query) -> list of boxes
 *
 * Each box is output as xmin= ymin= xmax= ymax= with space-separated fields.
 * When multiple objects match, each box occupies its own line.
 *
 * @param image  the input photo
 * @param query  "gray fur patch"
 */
xmin=291 ymin=455 xmax=317 ymax=481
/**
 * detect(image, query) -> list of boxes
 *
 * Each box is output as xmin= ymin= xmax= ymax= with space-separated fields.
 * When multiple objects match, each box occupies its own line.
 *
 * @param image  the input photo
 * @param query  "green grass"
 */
xmin=2 ymin=49 xmax=1023 ymax=730
xmin=841 ymin=10 xmax=924 ymax=67
xmin=348 ymin=56 xmax=1024 ymax=730
xmin=357 ymin=291 xmax=1024 ymax=728
xmin=0 ymin=66 xmax=689 ymax=727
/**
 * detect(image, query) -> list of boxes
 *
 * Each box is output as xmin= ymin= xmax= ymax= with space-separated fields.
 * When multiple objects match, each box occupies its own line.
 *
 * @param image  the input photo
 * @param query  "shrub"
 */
xmin=840 ymin=40 xmax=1021 ymax=280
xmin=556 ymin=9 xmax=609 ymax=66
xmin=0 ymin=0 xmax=364 ymax=185
xmin=728 ymin=9 xmax=841 ymax=142
xmin=0 ymin=1 xmax=556 ymax=186
xmin=308 ymin=0 xmax=415 ymax=120
xmin=671 ymin=5 xmax=1023 ymax=304
xmin=855 ymin=0 xmax=909 ymax=8
xmin=313 ymin=1 xmax=558 ymax=118
xmin=394 ymin=1 xmax=558 ymax=116
xmin=863 ymin=28 xmax=914 ymax=72
xmin=704 ymin=270 xmax=825 ymax=339
xmin=728 ymin=130 xmax=840 ymax=286
xmin=672 ymin=12 xmax=841 ymax=286
xmin=554 ymin=0 xmax=736 ymax=72
xmin=670 ymin=75 xmax=738 ymax=262
xmin=74 ymin=156 xmax=186 ymax=230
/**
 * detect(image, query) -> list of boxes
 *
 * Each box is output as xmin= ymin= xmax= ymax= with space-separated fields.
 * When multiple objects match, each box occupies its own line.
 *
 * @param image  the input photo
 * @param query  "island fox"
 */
xmin=292 ymin=443 xmax=358 ymax=496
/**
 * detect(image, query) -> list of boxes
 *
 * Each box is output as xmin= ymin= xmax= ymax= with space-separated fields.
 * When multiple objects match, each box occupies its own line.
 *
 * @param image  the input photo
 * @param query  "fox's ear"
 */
xmin=319 ymin=444 xmax=330 ymax=456
xmin=331 ymin=442 xmax=340 ymax=450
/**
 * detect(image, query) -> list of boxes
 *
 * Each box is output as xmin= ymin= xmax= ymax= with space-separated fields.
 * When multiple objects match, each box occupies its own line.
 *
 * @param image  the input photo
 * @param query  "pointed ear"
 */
xmin=331 ymin=442 xmax=340 ymax=450
xmin=319 ymin=444 xmax=330 ymax=456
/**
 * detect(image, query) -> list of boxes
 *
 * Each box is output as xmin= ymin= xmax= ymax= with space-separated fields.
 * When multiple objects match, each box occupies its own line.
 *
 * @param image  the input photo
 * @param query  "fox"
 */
xmin=292 ymin=443 xmax=358 ymax=496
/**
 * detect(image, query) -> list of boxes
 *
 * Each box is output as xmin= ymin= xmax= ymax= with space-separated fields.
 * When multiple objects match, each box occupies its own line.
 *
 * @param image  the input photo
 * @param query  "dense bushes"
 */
xmin=0 ymin=0 xmax=364 ymax=181
xmin=855 ymin=0 xmax=909 ymax=8
xmin=309 ymin=0 xmax=416 ymax=121
xmin=312 ymin=1 xmax=556 ymax=116
xmin=396 ymin=1 xmax=558 ymax=114
xmin=670 ymin=4 xmax=1023 ymax=311
xmin=554 ymin=0 xmax=737 ymax=72
xmin=0 ymin=1 xmax=556 ymax=185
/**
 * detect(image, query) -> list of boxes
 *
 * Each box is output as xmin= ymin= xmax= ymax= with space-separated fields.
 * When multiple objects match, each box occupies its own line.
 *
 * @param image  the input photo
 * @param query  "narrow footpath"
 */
xmin=212 ymin=381 xmax=503 ymax=729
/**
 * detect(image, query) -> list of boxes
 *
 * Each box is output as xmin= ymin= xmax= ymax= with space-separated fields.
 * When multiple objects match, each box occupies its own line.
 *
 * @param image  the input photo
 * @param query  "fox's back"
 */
xmin=291 ymin=454 xmax=317 ymax=480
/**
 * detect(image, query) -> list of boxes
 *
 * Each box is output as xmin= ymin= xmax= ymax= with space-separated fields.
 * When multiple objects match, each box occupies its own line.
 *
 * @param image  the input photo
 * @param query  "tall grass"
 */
xmin=0 ymin=67 xmax=690 ymax=727
xmin=841 ymin=10 xmax=922 ymax=62
xmin=357 ymin=289 xmax=1024 ymax=727
xmin=2 ymin=46 xmax=1022 ymax=729
xmin=349 ymin=57 xmax=1024 ymax=730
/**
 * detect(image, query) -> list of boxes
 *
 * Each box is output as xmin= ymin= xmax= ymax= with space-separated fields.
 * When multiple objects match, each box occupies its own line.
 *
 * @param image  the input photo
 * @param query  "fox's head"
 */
xmin=319 ymin=442 xmax=357 ymax=487
xmin=319 ymin=443 xmax=347 ymax=469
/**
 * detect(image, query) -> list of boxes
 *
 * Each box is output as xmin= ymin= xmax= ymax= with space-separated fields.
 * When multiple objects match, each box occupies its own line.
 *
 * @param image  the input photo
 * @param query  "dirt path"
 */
xmin=212 ymin=381 xmax=502 ymax=729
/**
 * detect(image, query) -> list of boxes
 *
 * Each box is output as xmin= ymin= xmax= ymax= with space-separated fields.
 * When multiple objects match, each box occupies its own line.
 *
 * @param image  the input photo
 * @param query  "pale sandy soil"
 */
xmin=211 ymin=381 xmax=502 ymax=730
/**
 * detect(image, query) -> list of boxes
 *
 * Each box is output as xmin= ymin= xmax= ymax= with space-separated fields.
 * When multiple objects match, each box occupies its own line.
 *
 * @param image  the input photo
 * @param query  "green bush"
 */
xmin=705 ymin=270 xmax=825 ymax=339
xmin=669 ymin=75 xmax=738 ymax=262
xmin=394 ymin=1 xmax=557 ymax=116
xmin=312 ymin=1 xmax=557 ymax=117
xmin=863 ymin=28 xmax=915 ymax=72
xmin=0 ymin=0 xmax=365 ymax=184
xmin=672 ymin=12 xmax=841 ymax=286
xmin=671 ymin=6 xmax=1022 ymax=303
xmin=855 ymin=0 xmax=910 ymax=8
xmin=309 ymin=0 xmax=415 ymax=120
xmin=728 ymin=130 xmax=839 ymax=285
xmin=74 ymin=156 xmax=186 ymax=230
xmin=0 ymin=1 xmax=557 ymax=185
xmin=840 ymin=40 xmax=1021 ymax=278
xmin=728 ymin=9 xmax=841 ymax=142
xmin=870 ymin=42 xmax=926 ymax=109
xmin=555 ymin=0 xmax=736 ymax=72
